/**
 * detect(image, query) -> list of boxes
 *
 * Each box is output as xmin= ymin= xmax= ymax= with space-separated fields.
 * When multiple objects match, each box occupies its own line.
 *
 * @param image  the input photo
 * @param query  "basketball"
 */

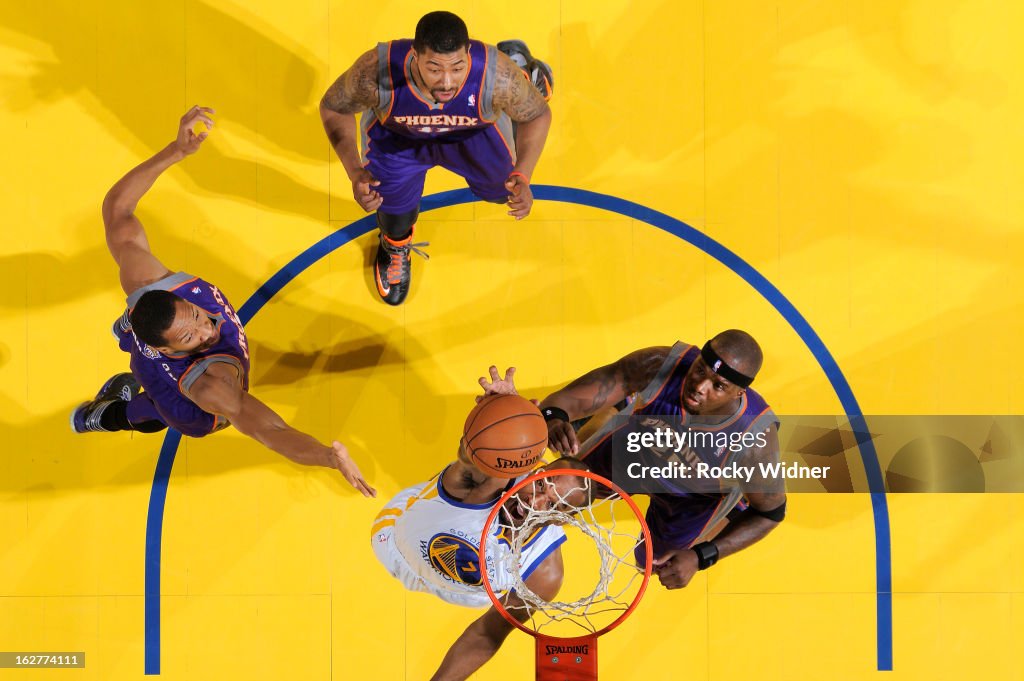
xmin=462 ymin=394 xmax=548 ymax=478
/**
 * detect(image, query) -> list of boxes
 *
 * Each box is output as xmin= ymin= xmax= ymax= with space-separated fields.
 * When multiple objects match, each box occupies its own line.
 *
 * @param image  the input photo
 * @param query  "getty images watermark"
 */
xmin=601 ymin=414 xmax=1024 ymax=494
xmin=623 ymin=425 xmax=829 ymax=484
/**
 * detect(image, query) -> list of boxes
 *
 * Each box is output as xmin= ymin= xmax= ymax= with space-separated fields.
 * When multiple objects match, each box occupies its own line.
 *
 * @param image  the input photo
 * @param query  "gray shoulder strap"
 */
xmin=180 ymin=356 xmax=244 ymax=398
xmin=635 ymin=342 xmax=690 ymax=406
xmin=126 ymin=272 xmax=195 ymax=309
xmin=480 ymin=44 xmax=500 ymax=121
xmin=375 ymin=41 xmax=392 ymax=114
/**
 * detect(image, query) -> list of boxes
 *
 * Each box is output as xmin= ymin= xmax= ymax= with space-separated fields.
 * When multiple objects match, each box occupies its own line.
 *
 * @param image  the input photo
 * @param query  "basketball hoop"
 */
xmin=480 ymin=469 xmax=653 ymax=680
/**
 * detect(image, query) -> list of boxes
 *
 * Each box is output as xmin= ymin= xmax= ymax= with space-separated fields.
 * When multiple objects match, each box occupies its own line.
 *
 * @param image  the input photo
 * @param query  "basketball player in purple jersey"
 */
xmin=539 ymin=330 xmax=787 ymax=590
xmin=71 ymin=106 xmax=375 ymax=498
xmin=320 ymin=11 xmax=553 ymax=305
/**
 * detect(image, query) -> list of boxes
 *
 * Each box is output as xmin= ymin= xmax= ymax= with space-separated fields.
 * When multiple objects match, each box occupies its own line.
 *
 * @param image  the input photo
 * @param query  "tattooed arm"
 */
xmin=539 ymin=347 xmax=672 ymax=454
xmin=492 ymin=51 xmax=551 ymax=179
xmin=320 ymin=48 xmax=385 ymax=210
xmin=491 ymin=50 xmax=552 ymax=219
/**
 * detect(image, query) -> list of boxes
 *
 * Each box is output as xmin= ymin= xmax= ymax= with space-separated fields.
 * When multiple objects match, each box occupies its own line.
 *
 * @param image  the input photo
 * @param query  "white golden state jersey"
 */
xmin=371 ymin=466 xmax=566 ymax=608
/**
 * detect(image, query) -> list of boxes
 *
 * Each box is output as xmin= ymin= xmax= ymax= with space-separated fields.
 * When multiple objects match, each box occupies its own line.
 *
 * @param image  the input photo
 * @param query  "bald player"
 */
xmin=539 ymin=330 xmax=786 ymax=591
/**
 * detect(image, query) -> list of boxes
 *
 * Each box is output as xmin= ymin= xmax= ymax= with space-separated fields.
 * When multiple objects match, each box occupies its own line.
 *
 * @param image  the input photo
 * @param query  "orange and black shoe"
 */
xmin=497 ymin=39 xmax=554 ymax=101
xmin=373 ymin=230 xmax=430 ymax=306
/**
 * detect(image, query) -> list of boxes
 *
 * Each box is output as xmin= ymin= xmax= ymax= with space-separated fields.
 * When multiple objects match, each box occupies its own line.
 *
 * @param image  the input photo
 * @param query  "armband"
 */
xmin=751 ymin=500 xmax=786 ymax=523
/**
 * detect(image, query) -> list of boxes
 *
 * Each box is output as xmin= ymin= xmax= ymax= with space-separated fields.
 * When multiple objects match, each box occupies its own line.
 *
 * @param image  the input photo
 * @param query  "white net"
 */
xmin=483 ymin=470 xmax=650 ymax=638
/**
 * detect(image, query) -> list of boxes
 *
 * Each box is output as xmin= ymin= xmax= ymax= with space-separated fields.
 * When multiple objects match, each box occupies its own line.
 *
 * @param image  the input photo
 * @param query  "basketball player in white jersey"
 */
xmin=371 ymin=368 xmax=590 ymax=681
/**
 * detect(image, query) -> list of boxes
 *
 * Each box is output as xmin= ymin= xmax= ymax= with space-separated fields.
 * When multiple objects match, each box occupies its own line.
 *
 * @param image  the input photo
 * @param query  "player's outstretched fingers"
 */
xmin=351 ymin=476 xmax=377 ymax=498
xmin=331 ymin=440 xmax=377 ymax=498
xmin=183 ymin=105 xmax=215 ymax=123
xmin=478 ymin=366 xmax=519 ymax=399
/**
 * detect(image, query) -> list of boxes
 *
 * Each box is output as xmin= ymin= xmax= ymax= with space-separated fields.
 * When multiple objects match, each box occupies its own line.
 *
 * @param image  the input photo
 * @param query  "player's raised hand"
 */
xmin=330 ymin=440 xmax=377 ymax=497
xmin=351 ymin=168 xmax=383 ymax=211
xmin=546 ymin=418 xmax=579 ymax=456
xmin=477 ymin=365 xmax=520 ymax=402
xmin=175 ymin=105 xmax=215 ymax=155
xmin=505 ymin=172 xmax=533 ymax=219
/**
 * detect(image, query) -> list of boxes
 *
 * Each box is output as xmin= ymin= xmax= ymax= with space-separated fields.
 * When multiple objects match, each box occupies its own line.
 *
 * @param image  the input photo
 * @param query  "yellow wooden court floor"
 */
xmin=1 ymin=1 xmax=1022 ymax=679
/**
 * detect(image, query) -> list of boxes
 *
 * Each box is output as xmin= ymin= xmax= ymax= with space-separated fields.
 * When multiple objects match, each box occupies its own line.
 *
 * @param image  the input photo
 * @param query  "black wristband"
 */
xmin=542 ymin=406 xmax=570 ymax=423
xmin=692 ymin=542 xmax=719 ymax=570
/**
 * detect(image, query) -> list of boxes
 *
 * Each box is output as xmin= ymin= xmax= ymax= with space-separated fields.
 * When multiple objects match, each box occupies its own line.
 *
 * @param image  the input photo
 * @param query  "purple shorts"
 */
xmin=365 ymin=123 xmax=515 ymax=214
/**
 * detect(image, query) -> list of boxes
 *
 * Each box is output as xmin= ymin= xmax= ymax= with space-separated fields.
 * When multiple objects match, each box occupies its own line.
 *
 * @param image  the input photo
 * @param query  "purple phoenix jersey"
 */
xmin=579 ymin=342 xmax=779 ymax=555
xmin=113 ymin=272 xmax=250 ymax=437
xmin=361 ymin=39 xmax=516 ymax=213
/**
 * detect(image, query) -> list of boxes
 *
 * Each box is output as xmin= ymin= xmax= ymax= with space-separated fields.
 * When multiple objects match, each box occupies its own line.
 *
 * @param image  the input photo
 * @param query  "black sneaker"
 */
xmin=70 ymin=372 xmax=141 ymax=433
xmin=373 ymin=230 xmax=430 ymax=306
xmin=497 ymin=39 xmax=554 ymax=100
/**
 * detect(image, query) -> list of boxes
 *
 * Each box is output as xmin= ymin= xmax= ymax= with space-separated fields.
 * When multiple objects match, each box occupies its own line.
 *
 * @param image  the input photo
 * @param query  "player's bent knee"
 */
xmin=377 ymin=208 xmax=418 ymax=240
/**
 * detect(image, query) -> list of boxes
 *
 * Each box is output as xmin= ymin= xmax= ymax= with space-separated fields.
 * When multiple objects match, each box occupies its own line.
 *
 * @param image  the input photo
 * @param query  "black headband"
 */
xmin=700 ymin=342 xmax=754 ymax=388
